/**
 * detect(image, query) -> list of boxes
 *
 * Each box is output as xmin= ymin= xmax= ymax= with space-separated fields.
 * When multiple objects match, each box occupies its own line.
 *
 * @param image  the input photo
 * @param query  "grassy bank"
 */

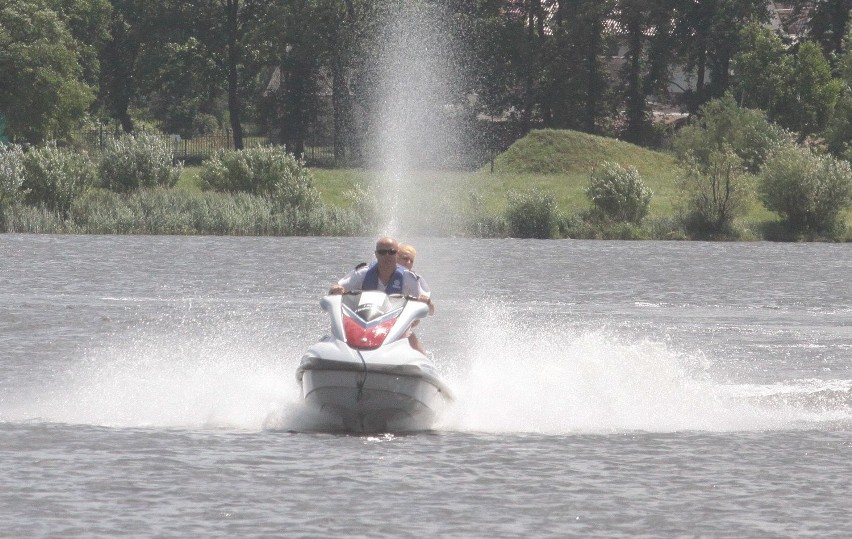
xmin=310 ymin=130 xmax=723 ymax=218
xmin=4 ymin=129 xmax=849 ymax=239
xmin=308 ymin=129 xmax=834 ymax=238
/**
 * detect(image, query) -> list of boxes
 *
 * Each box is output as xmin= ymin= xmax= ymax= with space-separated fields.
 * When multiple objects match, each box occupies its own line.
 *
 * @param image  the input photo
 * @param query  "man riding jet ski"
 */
xmin=296 ymin=236 xmax=450 ymax=432
xmin=328 ymin=236 xmax=434 ymax=330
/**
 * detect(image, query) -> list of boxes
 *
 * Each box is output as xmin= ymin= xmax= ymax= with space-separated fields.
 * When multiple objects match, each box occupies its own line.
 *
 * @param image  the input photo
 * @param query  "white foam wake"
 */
xmin=436 ymin=304 xmax=851 ymax=434
xmin=4 ymin=305 xmax=848 ymax=435
xmin=2 ymin=318 xmax=308 ymax=431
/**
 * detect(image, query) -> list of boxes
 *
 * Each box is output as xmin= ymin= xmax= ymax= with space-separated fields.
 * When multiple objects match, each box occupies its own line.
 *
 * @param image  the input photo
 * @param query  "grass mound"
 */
xmin=492 ymin=128 xmax=678 ymax=177
xmin=473 ymin=129 xmax=681 ymax=216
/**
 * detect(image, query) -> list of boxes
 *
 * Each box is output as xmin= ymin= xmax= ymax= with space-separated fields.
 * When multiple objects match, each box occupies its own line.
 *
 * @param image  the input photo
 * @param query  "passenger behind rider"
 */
xmin=396 ymin=243 xmax=434 ymax=353
xmin=396 ymin=243 xmax=434 ymax=314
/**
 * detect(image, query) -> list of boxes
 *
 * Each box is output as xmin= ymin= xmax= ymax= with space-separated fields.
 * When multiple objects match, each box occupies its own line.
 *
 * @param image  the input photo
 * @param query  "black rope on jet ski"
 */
xmin=355 ymin=350 xmax=368 ymax=402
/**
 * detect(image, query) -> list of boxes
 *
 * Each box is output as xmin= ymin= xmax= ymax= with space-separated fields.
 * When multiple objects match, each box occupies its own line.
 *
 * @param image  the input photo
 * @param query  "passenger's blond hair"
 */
xmin=397 ymin=243 xmax=417 ymax=259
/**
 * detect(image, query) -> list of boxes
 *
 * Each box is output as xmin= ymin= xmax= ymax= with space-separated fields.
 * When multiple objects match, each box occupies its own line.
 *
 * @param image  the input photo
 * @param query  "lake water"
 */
xmin=1 ymin=234 xmax=850 ymax=537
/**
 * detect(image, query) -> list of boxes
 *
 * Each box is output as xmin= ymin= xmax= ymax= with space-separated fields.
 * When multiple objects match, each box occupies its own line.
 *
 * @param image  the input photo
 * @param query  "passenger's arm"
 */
xmin=417 ymin=294 xmax=435 ymax=315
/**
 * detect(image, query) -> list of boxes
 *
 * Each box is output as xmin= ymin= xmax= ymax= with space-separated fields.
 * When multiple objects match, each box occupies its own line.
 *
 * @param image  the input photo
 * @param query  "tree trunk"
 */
xmin=332 ymin=59 xmax=348 ymax=163
xmin=521 ymin=1 xmax=540 ymax=130
xmin=104 ymin=15 xmax=137 ymax=134
xmin=284 ymin=62 xmax=308 ymax=158
xmin=226 ymin=0 xmax=244 ymax=150
xmin=331 ymin=2 xmax=354 ymax=164
xmin=584 ymin=17 xmax=601 ymax=134
xmin=624 ymin=10 xmax=645 ymax=144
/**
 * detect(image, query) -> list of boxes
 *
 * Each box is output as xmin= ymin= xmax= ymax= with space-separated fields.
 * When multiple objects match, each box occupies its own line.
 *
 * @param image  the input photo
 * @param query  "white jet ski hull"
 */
xmin=297 ymin=292 xmax=453 ymax=433
xmin=299 ymin=360 xmax=450 ymax=432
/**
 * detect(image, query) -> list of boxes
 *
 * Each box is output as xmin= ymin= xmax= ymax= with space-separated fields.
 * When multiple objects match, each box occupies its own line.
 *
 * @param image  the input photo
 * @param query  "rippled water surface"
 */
xmin=1 ymin=235 xmax=850 ymax=537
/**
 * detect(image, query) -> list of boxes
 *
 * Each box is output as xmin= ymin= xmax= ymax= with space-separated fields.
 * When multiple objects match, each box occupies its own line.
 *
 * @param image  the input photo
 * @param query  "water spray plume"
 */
xmin=371 ymin=3 xmax=465 ymax=237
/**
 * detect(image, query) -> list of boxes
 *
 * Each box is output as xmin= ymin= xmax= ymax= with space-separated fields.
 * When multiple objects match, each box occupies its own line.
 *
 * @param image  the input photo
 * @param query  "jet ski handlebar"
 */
xmin=343 ymin=290 xmax=426 ymax=303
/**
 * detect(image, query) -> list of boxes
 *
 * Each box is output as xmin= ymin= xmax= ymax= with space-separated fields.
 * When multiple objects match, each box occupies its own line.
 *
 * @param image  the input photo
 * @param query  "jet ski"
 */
xmin=296 ymin=290 xmax=454 ymax=432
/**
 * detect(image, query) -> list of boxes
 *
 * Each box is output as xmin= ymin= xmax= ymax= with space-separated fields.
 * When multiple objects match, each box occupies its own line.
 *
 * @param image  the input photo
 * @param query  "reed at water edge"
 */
xmin=0 ymin=188 xmax=366 ymax=236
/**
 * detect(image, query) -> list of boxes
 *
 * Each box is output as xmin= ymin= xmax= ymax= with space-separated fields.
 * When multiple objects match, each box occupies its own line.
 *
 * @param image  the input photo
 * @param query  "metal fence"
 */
xmin=171 ymin=132 xmax=274 ymax=164
xmin=71 ymin=126 xmax=273 ymax=164
xmin=69 ymin=120 xmax=520 ymax=170
xmin=71 ymin=127 xmax=345 ymax=166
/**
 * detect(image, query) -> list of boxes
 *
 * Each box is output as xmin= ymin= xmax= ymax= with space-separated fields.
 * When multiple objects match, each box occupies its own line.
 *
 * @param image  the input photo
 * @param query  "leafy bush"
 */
xmin=505 ymin=187 xmax=559 ymax=239
xmin=672 ymin=95 xmax=792 ymax=173
xmin=342 ymin=183 xmax=380 ymax=231
xmin=677 ymin=147 xmax=752 ymax=237
xmin=454 ymin=192 xmax=505 ymax=238
xmin=586 ymin=162 xmax=652 ymax=224
xmin=0 ymin=144 xmax=27 ymax=206
xmin=98 ymin=132 xmax=181 ymax=192
xmin=22 ymin=144 xmax=95 ymax=214
xmin=759 ymin=146 xmax=852 ymax=235
xmin=200 ymin=146 xmax=320 ymax=209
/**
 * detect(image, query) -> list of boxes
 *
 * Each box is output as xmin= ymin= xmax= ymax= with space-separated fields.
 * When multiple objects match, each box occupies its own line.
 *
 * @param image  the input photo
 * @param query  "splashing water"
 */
xmin=4 ymin=301 xmax=847 ymax=434
xmin=436 ymin=303 xmax=851 ymax=434
xmin=2 ymin=317 xmax=307 ymax=431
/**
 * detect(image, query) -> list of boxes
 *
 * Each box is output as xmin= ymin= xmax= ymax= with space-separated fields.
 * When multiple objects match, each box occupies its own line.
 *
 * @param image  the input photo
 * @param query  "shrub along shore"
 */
xmin=2 ymin=102 xmax=851 ymax=241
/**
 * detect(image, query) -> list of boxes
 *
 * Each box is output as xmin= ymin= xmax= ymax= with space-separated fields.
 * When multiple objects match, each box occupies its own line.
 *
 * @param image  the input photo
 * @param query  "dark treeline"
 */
xmin=1 ymin=0 xmax=851 ymax=163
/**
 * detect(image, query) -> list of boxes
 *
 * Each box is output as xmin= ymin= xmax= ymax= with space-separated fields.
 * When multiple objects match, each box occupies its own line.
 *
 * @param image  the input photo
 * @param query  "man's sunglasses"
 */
xmin=376 ymin=249 xmax=397 ymax=255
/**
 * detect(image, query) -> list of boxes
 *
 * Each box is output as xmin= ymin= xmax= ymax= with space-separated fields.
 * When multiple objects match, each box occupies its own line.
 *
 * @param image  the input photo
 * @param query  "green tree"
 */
xmin=799 ymin=0 xmax=851 ymax=58
xmin=454 ymin=1 xmax=527 ymax=123
xmin=826 ymin=85 xmax=852 ymax=161
xmin=838 ymin=26 xmax=852 ymax=82
xmin=618 ymin=0 xmax=653 ymax=144
xmin=445 ymin=0 xmax=546 ymax=133
xmin=313 ymin=0 xmax=363 ymax=162
xmin=674 ymin=0 xmax=769 ymax=112
xmin=672 ymin=94 xmax=792 ymax=174
xmin=612 ymin=0 xmax=683 ymax=144
xmin=261 ymin=0 xmax=328 ymax=157
xmin=732 ymin=21 xmax=792 ymax=112
xmin=520 ymin=0 xmax=547 ymax=130
xmin=775 ymin=41 xmax=842 ymax=142
xmin=825 ymin=27 xmax=852 ymax=160
xmin=578 ymin=2 xmax=616 ymax=133
xmin=98 ymin=0 xmax=173 ymax=133
xmin=173 ymin=0 xmax=278 ymax=148
xmin=543 ymin=1 xmax=615 ymax=133
xmin=98 ymin=0 xmax=143 ymax=132
xmin=48 ymin=0 xmax=111 ymax=87
xmin=130 ymin=1 xmax=232 ymax=137
xmin=0 ymin=0 xmax=95 ymax=143
xmin=142 ymin=37 xmax=221 ymax=137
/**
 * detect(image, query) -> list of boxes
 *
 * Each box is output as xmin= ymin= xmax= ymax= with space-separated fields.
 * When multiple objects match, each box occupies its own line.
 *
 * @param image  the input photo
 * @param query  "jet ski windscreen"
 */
xmin=341 ymin=292 xmax=405 ymax=350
